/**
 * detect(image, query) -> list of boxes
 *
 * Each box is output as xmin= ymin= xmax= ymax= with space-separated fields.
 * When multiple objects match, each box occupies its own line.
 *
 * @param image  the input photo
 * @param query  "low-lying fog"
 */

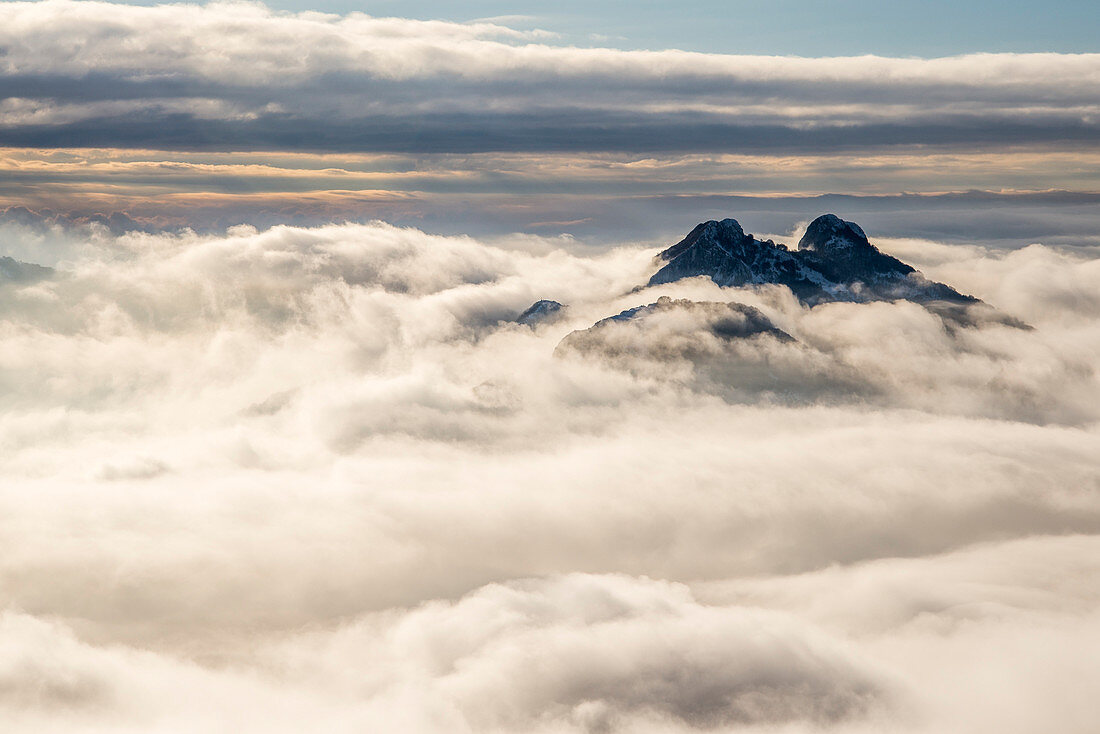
xmin=1 ymin=220 xmax=1098 ymax=733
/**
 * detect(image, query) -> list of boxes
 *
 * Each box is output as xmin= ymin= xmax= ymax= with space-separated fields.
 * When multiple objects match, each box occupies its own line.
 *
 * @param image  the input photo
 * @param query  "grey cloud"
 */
xmin=8 ymin=191 xmax=1100 ymax=263
xmin=0 ymin=2 xmax=1098 ymax=154
xmin=2 ymin=108 xmax=1098 ymax=155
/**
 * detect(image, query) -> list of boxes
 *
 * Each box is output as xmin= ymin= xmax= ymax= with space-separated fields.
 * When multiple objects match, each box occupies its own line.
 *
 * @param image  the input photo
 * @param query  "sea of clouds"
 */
xmin=1 ymin=219 xmax=1099 ymax=733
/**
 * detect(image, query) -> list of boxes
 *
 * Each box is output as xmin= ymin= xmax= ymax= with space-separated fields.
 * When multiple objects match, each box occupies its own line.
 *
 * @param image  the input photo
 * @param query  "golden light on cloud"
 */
xmin=2 ymin=147 xmax=1099 ymax=222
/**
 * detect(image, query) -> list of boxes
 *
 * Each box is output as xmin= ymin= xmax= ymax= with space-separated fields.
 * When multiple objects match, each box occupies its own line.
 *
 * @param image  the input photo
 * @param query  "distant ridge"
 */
xmin=0 ymin=255 xmax=52 ymax=284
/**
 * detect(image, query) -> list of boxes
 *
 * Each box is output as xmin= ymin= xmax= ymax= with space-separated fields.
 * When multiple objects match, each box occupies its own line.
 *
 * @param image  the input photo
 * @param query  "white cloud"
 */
xmin=0 ymin=1 xmax=1095 ymax=88
xmin=0 ymin=1 xmax=1096 ymax=153
xmin=0 ymin=220 xmax=1098 ymax=732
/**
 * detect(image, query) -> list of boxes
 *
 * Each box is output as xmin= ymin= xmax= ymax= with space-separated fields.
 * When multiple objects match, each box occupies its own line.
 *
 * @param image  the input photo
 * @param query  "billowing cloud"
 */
xmin=1 ymin=4 xmax=1095 ymax=729
xmin=0 ymin=218 xmax=1098 ymax=731
xmin=0 ymin=2 xmax=1096 ymax=237
xmin=0 ymin=1 xmax=1098 ymax=154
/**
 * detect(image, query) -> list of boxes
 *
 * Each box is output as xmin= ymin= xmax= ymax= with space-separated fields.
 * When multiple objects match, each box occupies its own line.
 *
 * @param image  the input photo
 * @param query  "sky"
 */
xmin=1 ymin=3 xmax=1100 ymax=733
xmin=105 ymin=0 xmax=1100 ymax=55
xmin=1 ymin=0 xmax=1099 ymax=245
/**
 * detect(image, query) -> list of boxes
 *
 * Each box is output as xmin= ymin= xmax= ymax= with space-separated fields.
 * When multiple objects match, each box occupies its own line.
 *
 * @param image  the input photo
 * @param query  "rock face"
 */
xmin=649 ymin=214 xmax=976 ymax=305
xmin=516 ymin=299 xmax=566 ymax=326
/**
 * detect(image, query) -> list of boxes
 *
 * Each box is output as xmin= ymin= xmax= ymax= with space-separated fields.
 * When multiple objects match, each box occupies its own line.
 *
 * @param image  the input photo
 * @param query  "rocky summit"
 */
xmin=515 ymin=299 xmax=566 ymax=326
xmin=648 ymin=214 xmax=977 ymax=306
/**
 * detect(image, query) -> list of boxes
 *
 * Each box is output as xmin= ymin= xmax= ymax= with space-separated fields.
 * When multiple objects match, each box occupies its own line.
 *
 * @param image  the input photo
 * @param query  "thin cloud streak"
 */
xmin=6 ymin=148 xmax=1100 ymax=196
xmin=4 ymin=146 xmax=1100 ymax=246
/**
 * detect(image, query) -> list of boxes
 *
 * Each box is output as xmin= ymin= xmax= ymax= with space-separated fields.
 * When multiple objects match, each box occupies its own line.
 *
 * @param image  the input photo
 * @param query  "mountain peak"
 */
xmin=657 ymin=217 xmax=749 ymax=264
xmin=796 ymin=214 xmax=915 ymax=284
xmin=648 ymin=214 xmax=975 ymax=306
xmin=516 ymin=299 xmax=566 ymax=326
xmin=694 ymin=218 xmax=745 ymax=235
xmin=714 ymin=217 xmax=745 ymax=235
xmin=798 ymin=214 xmax=869 ymax=254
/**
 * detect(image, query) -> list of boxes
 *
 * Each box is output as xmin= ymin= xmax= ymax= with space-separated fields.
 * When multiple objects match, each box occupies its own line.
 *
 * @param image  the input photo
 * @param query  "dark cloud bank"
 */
xmin=5 ymin=109 xmax=1099 ymax=155
xmin=0 ymin=1 xmax=1098 ymax=156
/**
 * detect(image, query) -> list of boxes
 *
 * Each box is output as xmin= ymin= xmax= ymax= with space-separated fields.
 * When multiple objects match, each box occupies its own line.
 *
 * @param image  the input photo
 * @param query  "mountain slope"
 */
xmin=0 ymin=255 xmax=53 ymax=284
xmin=557 ymin=296 xmax=793 ymax=361
xmin=649 ymin=214 xmax=976 ymax=305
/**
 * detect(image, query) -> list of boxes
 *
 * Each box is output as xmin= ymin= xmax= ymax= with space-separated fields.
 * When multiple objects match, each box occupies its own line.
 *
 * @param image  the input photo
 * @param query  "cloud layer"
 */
xmin=0 ymin=1 xmax=1097 ymax=243
xmin=0 ymin=218 xmax=1098 ymax=731
xmin=1 ymin=1 xmax=1099 ymax=154
xmin=2 ymin=4 xmax=1096 ymax=729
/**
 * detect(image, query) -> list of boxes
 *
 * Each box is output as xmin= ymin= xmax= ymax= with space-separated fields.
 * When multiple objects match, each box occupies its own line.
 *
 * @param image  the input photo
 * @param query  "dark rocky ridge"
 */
xmin=515 ymin=299 xmax=566 ymax=326
xmin=649 ymin=214 xmax=977 ymax=306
